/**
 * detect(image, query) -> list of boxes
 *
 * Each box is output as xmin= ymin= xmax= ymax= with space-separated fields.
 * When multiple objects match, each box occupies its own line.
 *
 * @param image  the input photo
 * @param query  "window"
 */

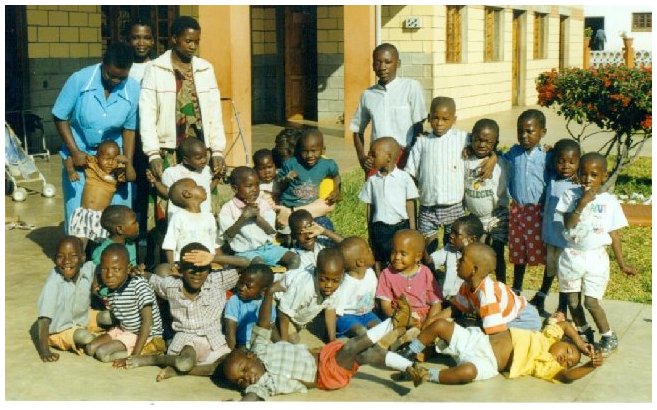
xmin=101 ymin=5 xmax=178 ymax=55
xmin=446 ymin=5 xmax=463 ymax=63
xmin=484 ymin=7 xmax=502 ymax=62
xmin=533 ymin=12 xmax=547 ymax=59
xmin=632 ymin=13 xmax=652 ymax=32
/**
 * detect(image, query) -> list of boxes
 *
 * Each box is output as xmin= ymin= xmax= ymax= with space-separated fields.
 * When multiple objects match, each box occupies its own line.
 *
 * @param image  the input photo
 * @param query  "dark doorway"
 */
xmin=284 ymin=6 xmax=317 ymax=122
xmin=5 ymin=5 xmax=28 ymax=113
xmin=585 ymin=17 xmax=605 ymax=51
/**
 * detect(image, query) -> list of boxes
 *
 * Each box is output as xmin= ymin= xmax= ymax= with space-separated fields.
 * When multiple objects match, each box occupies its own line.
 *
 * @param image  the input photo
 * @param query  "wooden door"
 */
xmin=511 ymin=10 xmax=523 ymax=106
xmin=284 ymin=7 xmax=308 ymax=121
xmin=559 ymin=15 xmax=567 ymax=71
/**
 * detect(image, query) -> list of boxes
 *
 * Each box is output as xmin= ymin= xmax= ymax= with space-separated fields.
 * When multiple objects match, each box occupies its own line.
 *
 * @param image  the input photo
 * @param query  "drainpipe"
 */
xmin=375 ymin=5 xmax=381 ymax=45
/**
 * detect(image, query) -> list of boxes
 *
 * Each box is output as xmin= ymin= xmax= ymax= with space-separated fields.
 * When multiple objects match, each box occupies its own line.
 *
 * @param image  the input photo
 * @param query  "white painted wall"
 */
xmin=584 ymin=5 xmax=652 ymax=50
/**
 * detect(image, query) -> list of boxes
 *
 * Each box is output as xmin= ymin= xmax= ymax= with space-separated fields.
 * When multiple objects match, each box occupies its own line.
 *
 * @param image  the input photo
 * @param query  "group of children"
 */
xmin=36 ymin=41 xmax=636 ymax=401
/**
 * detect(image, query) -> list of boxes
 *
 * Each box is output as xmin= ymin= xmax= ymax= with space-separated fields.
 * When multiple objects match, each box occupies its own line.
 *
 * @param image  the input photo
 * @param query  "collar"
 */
xmin=375 ymin=166 xmax=400 ymax=178
xmin=152 ymin=50 xmax=211 ymax=73
xmin=374 ymin=76 xmax=399 ymax=91
xmin=83 ymin=64 xmax=134 ymax=103
xmin=429 ymin=129 xmax=454 ymax=139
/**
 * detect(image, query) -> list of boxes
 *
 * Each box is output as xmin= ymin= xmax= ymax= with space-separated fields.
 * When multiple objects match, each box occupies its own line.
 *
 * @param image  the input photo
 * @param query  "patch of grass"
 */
xmin=612 ymin=156 xmax=652 ymax=197
xmin=333 ymin=167 xmax=652 ymax=304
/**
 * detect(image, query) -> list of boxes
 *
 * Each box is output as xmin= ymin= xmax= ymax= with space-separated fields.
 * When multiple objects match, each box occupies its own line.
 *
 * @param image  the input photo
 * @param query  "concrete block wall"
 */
xmin=317 ymin=6 xmax=344 ymax=124
xmin=251 ymin=6 xmax=282 ymax=123
xmin=25 ymin=5 xmax=103 ymax=151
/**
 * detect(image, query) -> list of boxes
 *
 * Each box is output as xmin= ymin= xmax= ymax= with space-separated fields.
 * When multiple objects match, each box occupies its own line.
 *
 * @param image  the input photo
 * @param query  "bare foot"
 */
xmin=125 ymin=355 xmax=156 ymax=369
xmin=156 ymin=366 xmax=178 ymax=382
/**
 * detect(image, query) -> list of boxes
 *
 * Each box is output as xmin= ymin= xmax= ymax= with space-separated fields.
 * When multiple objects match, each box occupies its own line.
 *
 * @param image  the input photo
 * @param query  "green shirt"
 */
xmin=92 ymin=239 xmax=137 ymax=266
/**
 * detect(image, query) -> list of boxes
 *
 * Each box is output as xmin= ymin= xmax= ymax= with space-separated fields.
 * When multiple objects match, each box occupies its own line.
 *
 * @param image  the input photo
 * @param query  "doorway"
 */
xmin=5 ymin=5 xmax=28 ymax=113
xmin=511 ymin=10 xmax=524 ymax=106
xmin=284 ymin=6 xmax=317 ymax=122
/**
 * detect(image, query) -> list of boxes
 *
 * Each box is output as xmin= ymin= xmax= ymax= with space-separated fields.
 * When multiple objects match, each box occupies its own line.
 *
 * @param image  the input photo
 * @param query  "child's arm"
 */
xmin=378 ymin=299 xmax=394 ymax=318
xmin=224 ymin=205 xmax=259 ymax=239
xmin=325 ymin=174 xmax=342 ymax=205
xmin=557 ymin=320 xmax=594 ymax=355
xmin=353 ymin=132 xmax=373 ymax=172
xmin=609 ymin=230 xmax=637 ymax=276
xmin=64 ymin=156 xmax=80 ymax=182
xmin=225 ymin=318 xmax=238 ymax=350
xmin=301 ymin=222 xmax=344 ymax=244
xmin=210 ymin=173 xmax=222 ymax=191
xmin=254 ymin=205 xmax=277 ymax=236
xmin=553 ymin=349 xmax=603 ymax=383
xmin=564 ymin=188 xmax=597 ymax=229
xmin=165 ymin=250 xmax=174 ymax=265
xmin=145 ymin=169 xmax=169 ymax=199
xmin=131 ymin=304 xmax=154 ymax=356
xmin=424 ymin=301 xmax=443 ymax=327
xmin=37 ymin=317 xmax=59 ymax=362
xmin=276 ymin=309 xmax=292 ymax=342
xmin=406 ymin=199 xmax=417 ymax=230
xmin=324 ymin=308 xmax=337 ymax=342
xmin=116 ymin=155 xmax=136 ymax=182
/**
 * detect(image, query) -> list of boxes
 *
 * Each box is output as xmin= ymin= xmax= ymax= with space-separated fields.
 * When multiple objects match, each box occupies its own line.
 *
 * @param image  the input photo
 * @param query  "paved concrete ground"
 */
xmin=3 ymin=104 xmax=652 ymax=403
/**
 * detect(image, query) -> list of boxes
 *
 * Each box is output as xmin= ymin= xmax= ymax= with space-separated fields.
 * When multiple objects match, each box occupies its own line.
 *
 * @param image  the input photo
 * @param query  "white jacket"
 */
xmin=139 ymin=50 xmax=226 ymax=158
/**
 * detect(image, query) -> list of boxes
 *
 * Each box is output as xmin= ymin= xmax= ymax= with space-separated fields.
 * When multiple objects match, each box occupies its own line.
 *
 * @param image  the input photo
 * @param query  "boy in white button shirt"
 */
xmin=359 ymin=137 xmax=419 ymax=273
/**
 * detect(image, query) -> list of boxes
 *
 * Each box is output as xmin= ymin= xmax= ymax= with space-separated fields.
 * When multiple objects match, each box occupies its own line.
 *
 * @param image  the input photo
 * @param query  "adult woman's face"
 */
xmin=129 ymin=24 xmax=154 ymax=61
xmin=101 ymin=63 xmax=130 ymax=91
xmin=172 ymin=28 xmax=200 ymax=63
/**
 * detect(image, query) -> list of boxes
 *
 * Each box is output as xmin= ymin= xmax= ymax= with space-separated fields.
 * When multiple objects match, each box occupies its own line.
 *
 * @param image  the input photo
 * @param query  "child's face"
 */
xmin=369 ymin=143 xmax=392 ymax=171
xmin=516 ymin=118 xmax=546 ymax=151
xmin=182 ymin=179 xmax=208 ymax=203
xmin=578 ymin=160 xmax=607 ymax=191
xmin=129 ymin=24 xmax=154 ymax=60
xmin=255 ymin=155 xmax=276 ymax=184
xmin=372 ymin=49 xmax=399 ymax=85
xmin=182 ymin=144 xmax=208 ymax=171
xmin=100 ymin=251 xmax=129 ymax=290
xmin=448 ymin=223 xmax=472 ymax=252
xmin=456 ymin=249 xmax=476 ymax=284
xmin=549 ymin=341 xmax=581 ymax=369
xmin=236 ymin=273 xmax=265 ymax=301
xmin=555 ymin=149 xmax=580 ymax=179
xmin=55 ymin=239 xmax=84 ymax=281
xmin=429 ymin=105 xmax=457 ymax=137
xmin=317 ymin=263 xmax=344 ymax=297
xmin=390 ymin=234 xmax=423 ymax=274
xmin=179 ymin=262 xmax=210 ymax=292
xmin=291 ymin=217 xmax=316 ymax=251
xmin=299 ymin=135 xmax=324 ymax=167
xmin=122 ymin=211 xmax=140 ymax=240
xmin=233 ymin=173 xmax=260 ymax=204
xmin=96 ymin=144 xmax=120 ymax=173
xmin=224 ymin=352 xmax=265 ymax=390
xmin=472 ymin=127 xmax=498 ymax=158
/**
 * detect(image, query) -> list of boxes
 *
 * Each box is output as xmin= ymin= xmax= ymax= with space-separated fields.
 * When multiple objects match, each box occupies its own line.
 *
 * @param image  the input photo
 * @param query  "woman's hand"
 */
xmin=70 ymin=150 xmax=88 ymax=168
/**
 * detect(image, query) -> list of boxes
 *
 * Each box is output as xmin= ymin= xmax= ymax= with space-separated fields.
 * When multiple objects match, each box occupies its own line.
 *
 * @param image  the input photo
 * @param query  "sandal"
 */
xmin=391 ymin=294 xmax=413 ymax=330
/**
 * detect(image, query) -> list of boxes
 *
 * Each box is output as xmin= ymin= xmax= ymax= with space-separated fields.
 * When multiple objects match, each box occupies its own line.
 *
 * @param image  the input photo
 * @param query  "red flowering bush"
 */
xmin=536 ymin=66 xmax=652 ymax=189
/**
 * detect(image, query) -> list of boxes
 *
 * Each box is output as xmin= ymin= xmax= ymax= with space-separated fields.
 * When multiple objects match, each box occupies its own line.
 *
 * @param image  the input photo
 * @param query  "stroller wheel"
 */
xmin=42 ymin=183 xmax=56 ymax=198
xmin=12 ymin=187 xmax=27 ymax=202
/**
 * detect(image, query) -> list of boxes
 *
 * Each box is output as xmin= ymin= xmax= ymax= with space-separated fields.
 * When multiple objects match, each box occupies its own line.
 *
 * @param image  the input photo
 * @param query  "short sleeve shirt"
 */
xmin=509 ymin=323 xmax=565 ymax=381
xmin=375 ymin=264 xmax=442 ymax=318
xmin=224 ymin=295 xmax=277 ymax=347
xmin=464 ymin=156 xmax=509 ymax=218
xmin=107 ymin=276 xmax=163 ymax=336
xmin=504 ymin=144 xmax=552 ymax=205
xmin=358 ymin=167 xmax=419 ymax=225
xmin=542 ymin=178 xmax=579 ymax=248
xmin=333 ymin=268 xmax=378 ymax=316
xmin=278 ymin=157 xmax=339 ymax=207
xmin=277 ymin=266 xmax=340 ymax=326
xmin=162 ymin=210 xmax=218 ymax=261
xmin=92 ymin=239 xmax=137 ymax=266
xmin=218 ymin=197 xmax=276 ymax=253
xmin=161 ymin=164 xmax=214 ymax=217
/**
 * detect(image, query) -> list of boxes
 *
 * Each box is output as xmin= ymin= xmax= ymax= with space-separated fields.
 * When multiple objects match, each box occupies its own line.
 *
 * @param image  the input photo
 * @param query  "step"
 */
xmin=621 ymin=204 xmax=652 ymax=227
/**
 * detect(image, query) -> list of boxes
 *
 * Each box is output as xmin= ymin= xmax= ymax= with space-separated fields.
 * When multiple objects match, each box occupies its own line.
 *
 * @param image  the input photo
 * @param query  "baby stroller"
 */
xmin=5 ymin=121 xmax=56 ymax=201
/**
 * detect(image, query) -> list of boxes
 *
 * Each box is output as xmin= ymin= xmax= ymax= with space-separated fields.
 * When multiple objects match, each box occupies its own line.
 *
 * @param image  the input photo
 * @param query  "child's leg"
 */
xmin=491 ymin=239 xmax=506 ymax=283
xmin=94 ymin=339 xmax=128 ymax=362
xmin=335 ymin=318 xmax=402 ymax=370
xmin=584 ymin=296 xmax=610 ymax=334
xmin=73 ymin=328 xmax=95 ymax=348
xmin=127 ymin=345 xmax=196 ymax=372
xmin=85 ymin=333 xmax=112 ymax=357
xmin=529 ymin=267 xmax=552 ymax=317
xmin=566 ymin=292 xmax=588 ymax=327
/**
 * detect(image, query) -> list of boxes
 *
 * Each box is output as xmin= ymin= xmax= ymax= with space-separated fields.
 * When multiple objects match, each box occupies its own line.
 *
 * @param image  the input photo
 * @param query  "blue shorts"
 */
xmin=236 ymin=243 xmax=288 ymax=266
xmin=336 ymin=311 xmax=381 ymax=337
xmin=509 ymin=303 xmax=542 ymax=332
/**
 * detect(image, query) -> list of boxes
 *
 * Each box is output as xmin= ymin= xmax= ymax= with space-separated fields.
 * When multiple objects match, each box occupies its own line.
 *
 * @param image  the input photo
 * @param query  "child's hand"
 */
xmin=241 ymin=204 xmax=259 ymax=219
xmin=358 ymin=153 xmax=374 ymax=172
xmin=301 ymin=222 xmax=325 ymax=238
xmin=325 ymin=189 xmax=341 ymax=205
xmin=40 ymin=350 xmax=60 ymax=363
xmin=461 ymin=146 xmax=473 ymax=160
xmin=145 ymin=169 xmax=158 ymax=186
xmin=580 ymin=342 xmax=596 ymax=356
xmin=285 ymin=170 xmax=298 ymax=181
xmin=619 ymin=263 xmax=637 ymax=276
xmin=181 ymin=250 xmax=214 ymax=267
xmin=578 ymin=186 xmax=598 ymax=207
xmin=67 ymin=169 xmax=81 ymax=182
xmin=116 ymin=155 xmax=129 ymax=164
xmin=128 ymin=264 xmax=146 ymax=277
xmin=590 ymin=349 xmax=604 ymax=368
xmin=112 ymin=358 xmax=128 ymax=369
xmin=170 ymin=263 xmax=182 ymax=278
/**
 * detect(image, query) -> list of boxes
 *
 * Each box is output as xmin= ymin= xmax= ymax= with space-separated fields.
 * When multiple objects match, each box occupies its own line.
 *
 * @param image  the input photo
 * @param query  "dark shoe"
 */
xmin=528 ymin=294 xmax=550 ymax=318
xmin=598 ymin=332 xmax=619 ymax=357
xmin=579 ymin=328 xmax=596 ymax=345
xmin=396 ymin=345 xmax=418 ymax=362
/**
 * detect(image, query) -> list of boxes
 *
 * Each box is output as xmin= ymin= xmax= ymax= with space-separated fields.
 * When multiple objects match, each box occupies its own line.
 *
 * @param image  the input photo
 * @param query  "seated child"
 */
xmin=557 ymin=152 xmax=636 ymax=356
xmin=464 ymin=119 xmax=509 ymax=283
xmin=359 ymin=137 xmax=419 ymax=274
xmin=396 ymin=315 xmax=602 ymax=385
xmin=224 ymin=264 xmax=277 ymax=350
xmin=218 ymin=166 xmax=300 ymax=269
xmin=162 ymin=178 xmax=219 ymax=264
xmin=36 ymin=236 xmax=97 ymax=362
xmin=426 ymin=214 xmax=483 ymax=300
xmin=272 ymin=127 xmax=303 ymax=169
xmin=222 ymin=283 xmax=423 ymax=400
xmin=121 ymin=243 xmax=242 ymax=381
xmin=333 ymin=237 xmax=381 ymax=338
xmin=253 ymin=148 xmax=280 ymax=209
xmin=91 ymin=205 xmax=139 ymax=267
xmin=376 ymin=229 xmax=443 ymax=325
xmin=439 ymin=242 xmax=542 ymax=335
xmin=289 ymin=209 xmax=344 ymax=270
xmin=66 ymin=140 xmax=135 ymax=250
xmin=276 ymin=128 xmax=341 ymax=231
xmin=85 ymin=244 xmax=165 ymax=363
xmin=275 ymin=248 xmax=345 ymax=343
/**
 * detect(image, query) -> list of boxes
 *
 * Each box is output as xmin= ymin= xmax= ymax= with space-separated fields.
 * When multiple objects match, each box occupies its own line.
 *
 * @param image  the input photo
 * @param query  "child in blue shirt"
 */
xmin=224 ymin=264 xmax=277 ymax=349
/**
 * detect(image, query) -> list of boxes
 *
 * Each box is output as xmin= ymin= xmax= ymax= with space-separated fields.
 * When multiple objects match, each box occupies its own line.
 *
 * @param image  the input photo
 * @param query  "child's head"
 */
xmin=390 ymin=229 xmax=425 ymax=274
xmin=339 ymin=236 xmax=375 ymax=273
xmin=236 ymin=264 xmax=274 ymax=302
xmin=229 ymin=166 xmax=260 ymax=204
xmin=289 ymin=209 xmax=316 ymax=250
xmin=548 ymin=340 xmax=582 ymax=369
xmin=429 ymin=97 xmax=457 ymax=137
xmin=553 ymin=139 xmax=581 ymax=180
xmin=273 ymin=128 xmax=302 ymax=168
xmin=252 ymin=148 xmax=276 ymax=184
xmin=178 ymin=242 xmax=212 ymax=292
xmin=126 ymin=18 xmax=154 ymax=62
xmin=369 ymin=137 xmax=400 ymax=173
xmin=177 ymin=138 xmax=208 ymax=172
xmin=95 ymin=140 xmax=121 ymax=173
xmin=516 ymin=109 xmax=547 ymax=151
xmin=99 ymin=243 xmax=130 ymax=290
xmin=169 ymin=178 xmax=207 ymax=209
xmin=449 ymin=214 xmax=484 ymax=252
xmin=578 ymin=152 xmax=608 ymax=191
xmin=297 ymin=129 xmax=325 ymax=168
xmin=456 ymin=242 xmax=496 ymax=288
xmin=372 ymin=43 xmax=400 ymax=85
xmin=54 ymin=236 xmax=85 ymax=281
xmin=471 ymin=119 xmax=499 ymax=159
xmin=222 ymin=348 xmax=265 ymax=391
xmin=316 ymin=248 xmax=345 ymax=297
xmin=100 ymin=205 xmax=139 ymax=241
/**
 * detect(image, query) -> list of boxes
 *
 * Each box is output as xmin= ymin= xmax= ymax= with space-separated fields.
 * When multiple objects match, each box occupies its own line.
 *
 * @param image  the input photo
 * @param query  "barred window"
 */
xmin=533 ymin=12 xmax=547 ymax=59
xmin=484 ymin=7 xmax=502 ymax=62
xmin=632 ymin=13 xmax=652 ymax=32
xmin=446 ymin=5 xmax=463 ymax=63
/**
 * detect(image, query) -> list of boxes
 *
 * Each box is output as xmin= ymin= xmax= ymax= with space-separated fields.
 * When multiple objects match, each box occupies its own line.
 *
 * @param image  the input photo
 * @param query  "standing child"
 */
xmin=36 ymin=236 xmax=97 ymax=362
xmin=120 ymin=243 xmax=242 ymax=381
xmin=91 ymin=205 xmax=140 ymax=266
xmin=65 ymin=140 xmax=135 ymax=250
xmin=289 ymin=209 xmax=344 ymax=270
xmin=464 ymin=119 xmax=510 ymax=282
xmin=427 ymin=214 xmax=483 ymax=300
xmin=557 ymin=152 xmax=636 ymax=356
xmin=504 ymin=109 xmax=552 ymax=295
xmin=359 ymin=137 xmax=419 ymax=274
xmin=531 ymin=139 xmax=582 ymax=318
xmin=85 ymin=244 xmax=165 ymax=363
xmin=218 ymin=167 xmax=300 ymax=269
xmin=224 ymin=264 xmax=277 ymax=350
xmin=332 ymin=237 xmax=381 ymax=338
xmin=162 ymin=178 xmax=218 ymax=264
xmin=376 ymin=229 xmax=443 ymax=326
